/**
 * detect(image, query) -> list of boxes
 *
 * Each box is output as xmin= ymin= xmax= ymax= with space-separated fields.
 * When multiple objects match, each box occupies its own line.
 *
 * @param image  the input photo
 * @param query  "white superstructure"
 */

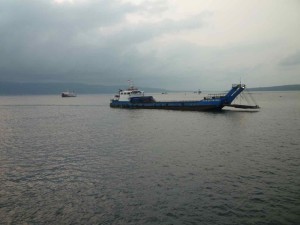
xmin=113 ymin=86 xmax=144 ymax=102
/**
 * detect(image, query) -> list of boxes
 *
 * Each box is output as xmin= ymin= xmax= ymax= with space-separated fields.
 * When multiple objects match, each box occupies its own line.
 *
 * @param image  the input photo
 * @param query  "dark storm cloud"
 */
xmin=0 ymin=0 xmax=136 ymax=82
xmin=0 ymin=0 xmax=204 ymax=85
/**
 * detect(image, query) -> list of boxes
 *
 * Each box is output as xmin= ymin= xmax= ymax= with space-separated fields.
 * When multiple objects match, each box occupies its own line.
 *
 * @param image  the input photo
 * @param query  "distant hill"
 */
xmin=0 ymin=82 xmax=167 ymax=95
xmin=1 ymin=82 xmax=299 ymax=95
xmin=248 ymin=84 xmax=300 ymax=92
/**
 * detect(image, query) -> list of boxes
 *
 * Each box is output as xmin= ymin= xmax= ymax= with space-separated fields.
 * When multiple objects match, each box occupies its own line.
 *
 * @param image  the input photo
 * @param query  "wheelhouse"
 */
xmin=116 ymin=86 xmax=145 ymax=102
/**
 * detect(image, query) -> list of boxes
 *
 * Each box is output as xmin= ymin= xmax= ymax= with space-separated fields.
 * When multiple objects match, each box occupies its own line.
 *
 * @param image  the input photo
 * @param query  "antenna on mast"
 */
xmin=127 ymin=80 xmax=135 ymax=90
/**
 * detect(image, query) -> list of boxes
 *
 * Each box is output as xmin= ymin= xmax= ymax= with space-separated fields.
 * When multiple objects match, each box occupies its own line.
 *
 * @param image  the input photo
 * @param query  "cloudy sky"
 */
xmin=1 ymin=0 xmax=300 ymax=90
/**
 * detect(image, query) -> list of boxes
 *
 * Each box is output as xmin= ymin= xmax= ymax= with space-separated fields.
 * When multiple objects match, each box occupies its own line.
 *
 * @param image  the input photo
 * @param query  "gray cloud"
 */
xmin=280 ymin=52 xmax=300 ymax=66
xmin=0 ymin=0 xmax=299 ymax=90
xmin=0 ymin=0 xmax=206 ymax=86
xmin=0 ymin=0 xmax=134 ymax=80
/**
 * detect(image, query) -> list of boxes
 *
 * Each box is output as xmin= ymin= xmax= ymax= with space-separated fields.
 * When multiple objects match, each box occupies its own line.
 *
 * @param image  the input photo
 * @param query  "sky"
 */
xmin=0 ymin=0 xmax=300 ymax=90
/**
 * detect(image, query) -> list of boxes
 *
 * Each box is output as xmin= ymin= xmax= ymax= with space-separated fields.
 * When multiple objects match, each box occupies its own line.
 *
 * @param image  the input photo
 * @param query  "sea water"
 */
xmin=0 ymin=92 xmax=299 ymax=224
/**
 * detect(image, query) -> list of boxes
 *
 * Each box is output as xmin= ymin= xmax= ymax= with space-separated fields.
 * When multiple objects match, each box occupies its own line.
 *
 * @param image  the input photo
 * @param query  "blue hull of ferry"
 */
xmin=110 ymin=99 xmax=224 ymax=111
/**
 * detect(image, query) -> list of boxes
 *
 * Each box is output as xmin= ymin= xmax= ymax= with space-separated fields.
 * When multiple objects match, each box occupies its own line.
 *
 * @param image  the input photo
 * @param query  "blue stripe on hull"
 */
xmin=110 ymin=100 xmax=224 ymax=111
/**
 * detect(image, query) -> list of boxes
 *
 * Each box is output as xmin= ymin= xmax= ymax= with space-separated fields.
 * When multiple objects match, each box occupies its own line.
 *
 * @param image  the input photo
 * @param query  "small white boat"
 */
xmin=61 ymin=91 xmax=76 ymax=97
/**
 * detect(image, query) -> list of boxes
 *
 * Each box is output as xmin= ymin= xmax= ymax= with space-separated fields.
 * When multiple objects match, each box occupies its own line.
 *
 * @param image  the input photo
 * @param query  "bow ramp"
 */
xmin=224 ymin=84 xmax=260 ymax=109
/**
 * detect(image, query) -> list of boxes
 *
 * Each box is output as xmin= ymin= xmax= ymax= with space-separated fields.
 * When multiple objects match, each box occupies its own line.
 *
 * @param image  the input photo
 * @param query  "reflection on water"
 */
xmin=0 ymin=92 xmax=299 ymax=224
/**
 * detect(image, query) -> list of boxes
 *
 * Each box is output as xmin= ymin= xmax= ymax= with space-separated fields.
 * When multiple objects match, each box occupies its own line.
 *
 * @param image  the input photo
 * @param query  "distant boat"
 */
xmin=194 ymin=89 xmax=202 ymax=94
xmin=61 ymin=91 xmax=76 ymax=97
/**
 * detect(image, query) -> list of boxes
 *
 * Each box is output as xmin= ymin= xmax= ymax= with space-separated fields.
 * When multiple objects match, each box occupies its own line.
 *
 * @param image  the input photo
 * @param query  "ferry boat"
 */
xmin=61 ymin=91 xmax=76 ymax=97
xmin=110 ymin=84 xmax=259 ymax=111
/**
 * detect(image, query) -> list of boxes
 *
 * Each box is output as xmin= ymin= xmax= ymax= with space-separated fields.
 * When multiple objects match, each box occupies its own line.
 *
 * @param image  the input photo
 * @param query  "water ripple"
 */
xmin=0 ymin=93 xmax=300 ymax=224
